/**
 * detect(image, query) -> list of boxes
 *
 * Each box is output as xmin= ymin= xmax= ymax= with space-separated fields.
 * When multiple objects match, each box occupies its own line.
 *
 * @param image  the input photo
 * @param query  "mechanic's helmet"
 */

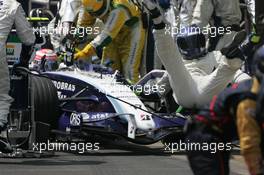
xmin=176 ymin=25 xmax=207 ymax=59
xmin=33 ymin=49 xmax=58 ymax=71
xmin=252 ymin=45 xmax=264 ymax=82
xmin=82 ymin=0 xmax=111 ymax=17
xmin=29 ymin=8 xmax=54 ymax=27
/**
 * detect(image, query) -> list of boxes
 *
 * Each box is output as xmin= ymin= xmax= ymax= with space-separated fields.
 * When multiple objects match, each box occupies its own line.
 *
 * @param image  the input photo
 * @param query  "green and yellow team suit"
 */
xmin=75 ymin=0 xmax=146 ymax=83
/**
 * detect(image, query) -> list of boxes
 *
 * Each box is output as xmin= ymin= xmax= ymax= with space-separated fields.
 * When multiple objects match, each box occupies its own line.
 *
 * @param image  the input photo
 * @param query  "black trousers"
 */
xmin=185 ymin=125 xmax=231 ymax=175
xmin=256 ymin=0 xmax=264 ymax=36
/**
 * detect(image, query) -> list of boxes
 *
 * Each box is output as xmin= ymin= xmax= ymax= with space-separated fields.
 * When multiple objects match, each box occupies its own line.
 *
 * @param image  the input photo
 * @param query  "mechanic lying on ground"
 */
xmin=184 ymin=45 xmax=264 ymax=175
xmin=140 ymin=0 xmax=252 ymax=102
xmin=0 ymin=0 xmax=35 ymax=152
xmin=142 ymin=0 xmax=258 ymax=109
xmin=74 ymin=0 xmax=146 ymax=83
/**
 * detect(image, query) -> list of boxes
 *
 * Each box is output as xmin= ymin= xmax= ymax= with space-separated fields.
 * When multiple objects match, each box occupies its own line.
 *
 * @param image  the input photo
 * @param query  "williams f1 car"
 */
xmin=43 ymin=64 xmax=186 ymax=145
xmin=5 ymin=54 xmax=186 ymax=152
xmin=3 ymin=16 xmax=186 ymax=154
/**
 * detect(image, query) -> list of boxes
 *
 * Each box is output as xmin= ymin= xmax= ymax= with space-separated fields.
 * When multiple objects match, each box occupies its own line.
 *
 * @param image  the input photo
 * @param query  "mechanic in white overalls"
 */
xmin=191 ymin=0 xmax=241 ymax=51
xmin=163 ymin=0 xmax=243 ymax=50
xmin=141 ymin=0 xmax=254 ymax=108
xmin=49 ymin=0 xmax=82 ymax=51
xmin=185 ymin=0 xmax=252 ymax=82
xmin=0 ymin=0 xmax=35 ymax=131
xmin=144 ymin=0 xmax=251 ymax=99
xmin=141 ymin=0 xmax=256 ymax=100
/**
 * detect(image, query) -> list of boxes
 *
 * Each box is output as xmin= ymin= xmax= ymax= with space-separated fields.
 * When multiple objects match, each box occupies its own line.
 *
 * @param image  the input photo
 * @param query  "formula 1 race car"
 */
xmin=2 ymin=15 xmax=186 ymax=154
xmin=5 ymin=60 xmax=186 ymax=153
xmin=47 ymin=65 xmax=186 ymax=143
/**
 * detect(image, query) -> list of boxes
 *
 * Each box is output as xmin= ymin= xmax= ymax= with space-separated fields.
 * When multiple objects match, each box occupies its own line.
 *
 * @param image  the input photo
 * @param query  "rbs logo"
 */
xmin=70 ymin=113 xmax=81 ymax=126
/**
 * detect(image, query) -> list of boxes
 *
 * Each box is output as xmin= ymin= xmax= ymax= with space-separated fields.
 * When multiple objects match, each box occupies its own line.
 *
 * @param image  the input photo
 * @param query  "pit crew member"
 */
xmin=185 ymin=45 xmax=264 ymax=175
xmin=48 ymin=0 xmax=82 ymax=51
xmin=75 ymin=0 xmax=146 ymax=83
xmin=190 ymin=0 xmax=242 ymax=50
xmin=0 ymin=0 xmax=35 ymax=152
xmin=142 ymin=0 xmax=253 ymax=108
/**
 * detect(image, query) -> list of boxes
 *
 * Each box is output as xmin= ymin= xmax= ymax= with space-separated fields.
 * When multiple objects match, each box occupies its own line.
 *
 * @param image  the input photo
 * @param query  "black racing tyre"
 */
xmin=31 ymin=75 xmax=59 ymax=129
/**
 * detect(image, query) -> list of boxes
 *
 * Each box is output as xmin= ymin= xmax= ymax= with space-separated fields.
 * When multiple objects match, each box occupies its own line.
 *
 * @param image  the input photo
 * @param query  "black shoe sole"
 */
xmin=221 ymin=30 xmax=247 ymax=59
xmin=223 ymin=30 xmax=247 ymax=52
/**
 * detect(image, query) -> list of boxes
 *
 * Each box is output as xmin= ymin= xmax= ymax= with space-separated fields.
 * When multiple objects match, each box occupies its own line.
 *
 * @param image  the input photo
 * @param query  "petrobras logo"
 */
xmin=52 ymin=80 xmax=76 ymax=92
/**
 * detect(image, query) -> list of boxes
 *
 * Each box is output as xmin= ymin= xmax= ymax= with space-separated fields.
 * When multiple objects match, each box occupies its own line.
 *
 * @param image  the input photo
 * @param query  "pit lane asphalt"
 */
xmin=0 ymin=141 xmax=249 ymax=175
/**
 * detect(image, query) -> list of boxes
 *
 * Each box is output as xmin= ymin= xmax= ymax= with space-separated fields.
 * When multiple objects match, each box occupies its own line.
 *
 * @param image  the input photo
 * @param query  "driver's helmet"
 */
xmin=176 ymin=25 xmax=207 ymax=60
xmin=75 ymin=95 xmax=99 ymax=112
xmin=82 ymin=0 xmax=111 ymax=18
xmin=32 ymin=49 xmax=58 ymax=71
